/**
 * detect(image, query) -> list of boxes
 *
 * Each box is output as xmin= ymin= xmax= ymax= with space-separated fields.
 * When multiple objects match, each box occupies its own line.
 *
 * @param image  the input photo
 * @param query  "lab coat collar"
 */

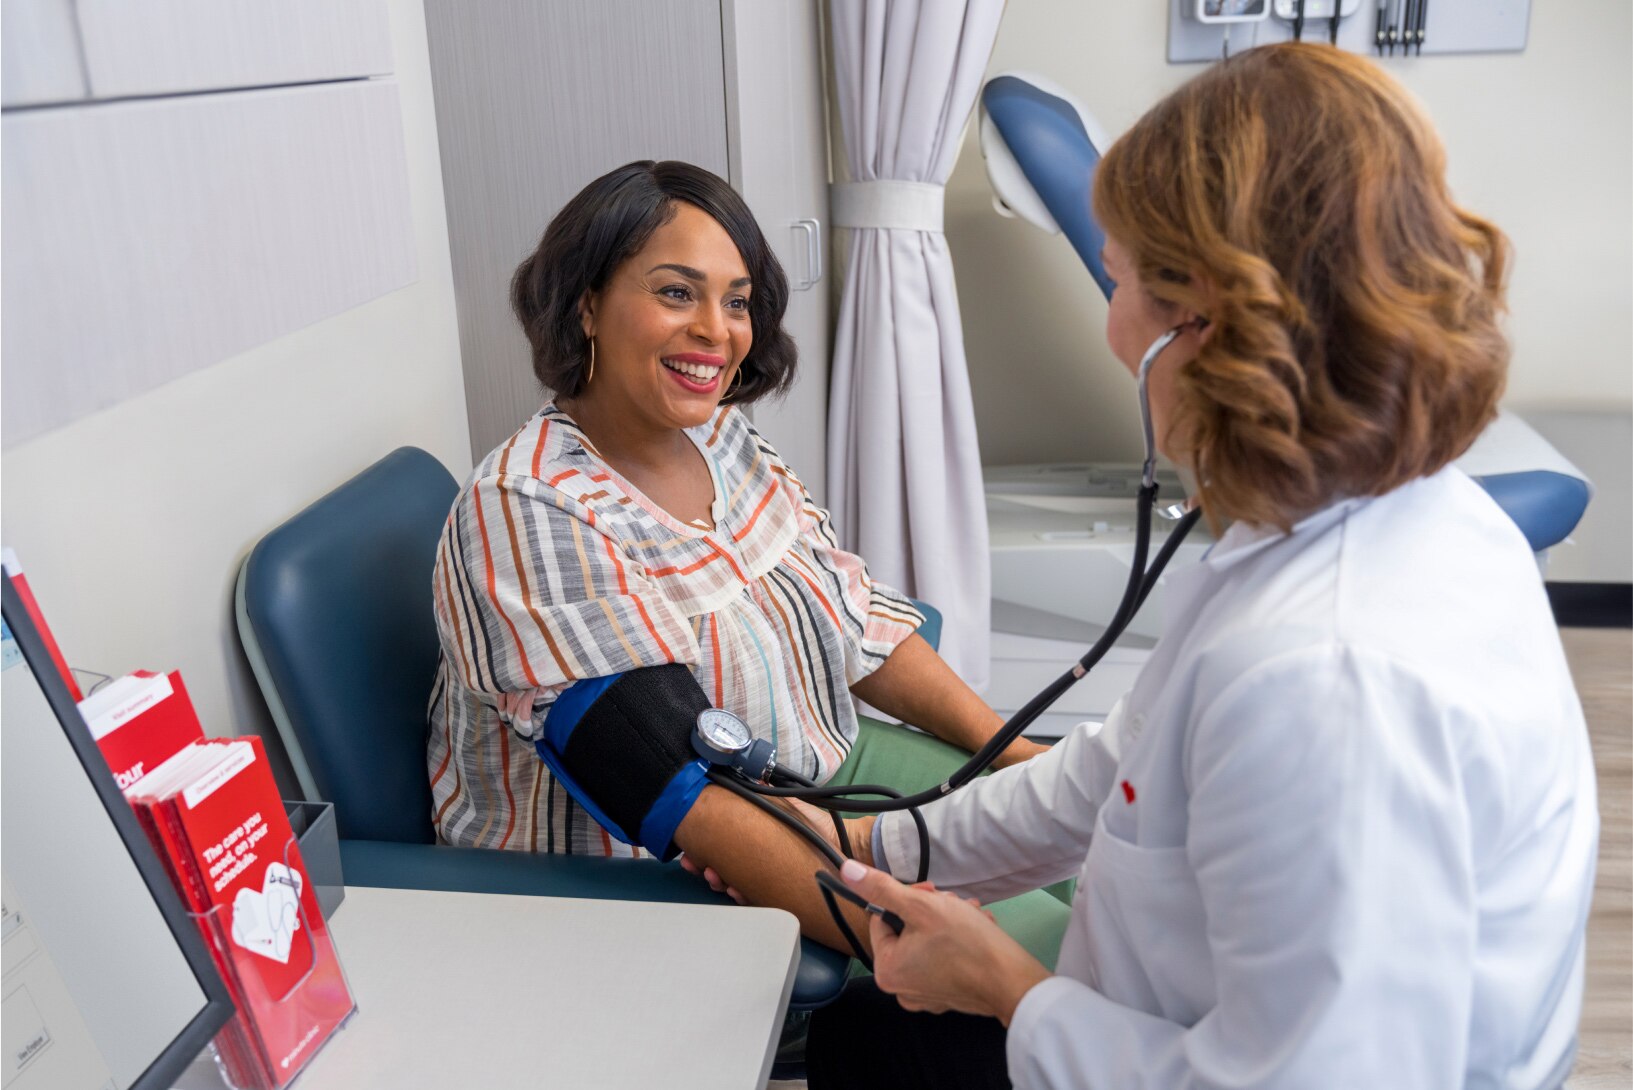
xmin=1203 ymin=492 xmax=1367 ymax=572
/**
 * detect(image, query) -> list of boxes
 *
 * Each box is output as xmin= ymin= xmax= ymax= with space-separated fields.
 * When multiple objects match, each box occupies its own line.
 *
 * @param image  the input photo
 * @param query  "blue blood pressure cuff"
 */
xmin=533 ymin=664 xmax=713 ymax=861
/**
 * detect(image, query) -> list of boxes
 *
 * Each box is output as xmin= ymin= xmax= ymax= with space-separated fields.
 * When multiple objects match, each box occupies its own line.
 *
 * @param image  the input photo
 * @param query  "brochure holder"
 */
xmin=185 ymin=831 xmax=356 ymax=1090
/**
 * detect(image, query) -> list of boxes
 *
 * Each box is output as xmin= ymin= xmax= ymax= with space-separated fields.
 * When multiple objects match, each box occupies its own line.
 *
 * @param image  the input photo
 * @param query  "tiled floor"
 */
xmin=771 ymin=626 xmax=1632 ymax=1090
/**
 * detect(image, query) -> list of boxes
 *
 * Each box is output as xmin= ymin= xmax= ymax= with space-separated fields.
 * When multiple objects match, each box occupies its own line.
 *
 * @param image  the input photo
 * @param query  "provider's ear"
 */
xmin=1186 ymin=277 xmax=1220 ymax=345
xmin=578 ymin=292 xmax=597 ymax=340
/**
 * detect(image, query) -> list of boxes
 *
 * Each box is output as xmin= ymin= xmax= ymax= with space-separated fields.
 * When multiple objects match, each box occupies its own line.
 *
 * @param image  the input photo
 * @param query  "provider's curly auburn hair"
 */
xmin=1093 ymin=43 xmax=1509 ymax=531
xmin=511 ymin=160 xmax=796 ymax=405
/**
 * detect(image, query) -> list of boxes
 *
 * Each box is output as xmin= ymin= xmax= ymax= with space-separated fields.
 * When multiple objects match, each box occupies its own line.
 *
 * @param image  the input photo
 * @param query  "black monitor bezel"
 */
xmin=1 ymin=577 xmax=237 ymax=1089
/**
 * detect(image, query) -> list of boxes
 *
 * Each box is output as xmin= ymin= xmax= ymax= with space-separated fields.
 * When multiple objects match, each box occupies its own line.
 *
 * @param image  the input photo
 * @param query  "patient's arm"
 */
xmin=851 ymin=634 xmax=1048 ymax=769
xmin=671 ymin=640 xmax=1043 ymax=950
xmin=673 ymin=785 xmax=874 ymax=955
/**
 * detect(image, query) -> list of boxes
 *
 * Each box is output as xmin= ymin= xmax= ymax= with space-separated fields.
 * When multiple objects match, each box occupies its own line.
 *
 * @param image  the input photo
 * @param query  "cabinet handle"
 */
xmin=792 ymin=219 xmax=822 ymax=291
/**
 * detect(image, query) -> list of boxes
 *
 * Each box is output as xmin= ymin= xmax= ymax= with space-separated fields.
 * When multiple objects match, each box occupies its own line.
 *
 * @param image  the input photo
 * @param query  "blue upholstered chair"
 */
xmin=234 ymin=445 xmax=897 ymax=1011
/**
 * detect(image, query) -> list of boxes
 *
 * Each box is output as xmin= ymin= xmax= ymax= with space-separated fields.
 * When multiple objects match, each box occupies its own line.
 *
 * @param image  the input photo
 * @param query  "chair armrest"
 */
xmin=338 ymin=840 xmax=849 ymax=1009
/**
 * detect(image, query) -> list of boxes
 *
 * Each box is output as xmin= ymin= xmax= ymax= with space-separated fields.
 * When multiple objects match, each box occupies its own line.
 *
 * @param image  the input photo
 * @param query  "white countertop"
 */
xmin=173 ymin=885 xmax=801 ymax=1090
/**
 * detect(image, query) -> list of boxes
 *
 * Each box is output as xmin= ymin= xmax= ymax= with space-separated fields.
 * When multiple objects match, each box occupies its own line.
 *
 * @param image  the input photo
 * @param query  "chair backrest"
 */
xmin=909 ymin=598 xmax=942 ymax=653
xmin=236 ymin=447 xmax=457 ymax=844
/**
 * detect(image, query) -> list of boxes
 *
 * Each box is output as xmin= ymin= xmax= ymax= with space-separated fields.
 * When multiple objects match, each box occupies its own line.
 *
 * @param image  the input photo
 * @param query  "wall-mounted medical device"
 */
xmin=1194 ymin=0 xmax=1269 ymax=23
xmin=1168 ymin=0 xmax=1530 ymax=62
xmin=1270 ymin=0 xmax=1361 ymax=18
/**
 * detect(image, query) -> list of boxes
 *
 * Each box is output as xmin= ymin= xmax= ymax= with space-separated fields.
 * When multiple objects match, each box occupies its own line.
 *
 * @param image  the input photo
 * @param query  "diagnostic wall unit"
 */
xmin=1167 ymin=0 xmax=1531 ymax=63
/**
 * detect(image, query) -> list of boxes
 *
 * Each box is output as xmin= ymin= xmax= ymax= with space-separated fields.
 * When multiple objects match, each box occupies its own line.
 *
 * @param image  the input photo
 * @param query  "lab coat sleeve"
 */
xmin=1006 ymin=645 xmax=1476 ymax=1089
xmin=875 ymin=711 xmax=1122 ymax=903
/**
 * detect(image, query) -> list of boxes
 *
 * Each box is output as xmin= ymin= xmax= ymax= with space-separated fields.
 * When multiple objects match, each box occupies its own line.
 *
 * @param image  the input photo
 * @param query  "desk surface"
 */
xmin=175 ymin=886 xmax=801 ymax=1090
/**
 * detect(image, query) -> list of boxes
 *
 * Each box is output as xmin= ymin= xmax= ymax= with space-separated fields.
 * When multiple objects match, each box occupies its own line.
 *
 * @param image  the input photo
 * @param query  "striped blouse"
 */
xmin=428 ymin=403 xmax=924 ymax=855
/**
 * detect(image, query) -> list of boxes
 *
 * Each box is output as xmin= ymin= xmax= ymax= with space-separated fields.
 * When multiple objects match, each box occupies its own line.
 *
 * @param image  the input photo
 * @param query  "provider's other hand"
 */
xmin=839 ymin=859 xmax=1052 ymax=1025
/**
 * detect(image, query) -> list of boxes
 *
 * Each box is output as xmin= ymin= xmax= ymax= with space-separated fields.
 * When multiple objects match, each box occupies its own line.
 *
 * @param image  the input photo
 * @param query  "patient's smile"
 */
xmin=662 ymin=353 xmax=725 ymax=391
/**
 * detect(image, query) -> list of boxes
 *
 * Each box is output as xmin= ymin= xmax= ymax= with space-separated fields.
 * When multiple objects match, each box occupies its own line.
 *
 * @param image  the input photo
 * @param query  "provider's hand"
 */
xmin=839 ymin=859 xmax=1051 ymax=1025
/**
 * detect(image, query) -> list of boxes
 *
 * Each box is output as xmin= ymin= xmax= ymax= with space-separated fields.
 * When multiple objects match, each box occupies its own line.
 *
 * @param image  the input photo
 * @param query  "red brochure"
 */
xmin=81 ymin=670 xmax=205 ymax=791
xmin=131 ymin=738 xmax=353 ymax=1088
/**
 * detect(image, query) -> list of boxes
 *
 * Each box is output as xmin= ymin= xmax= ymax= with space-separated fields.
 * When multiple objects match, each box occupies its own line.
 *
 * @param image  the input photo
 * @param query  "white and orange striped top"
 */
xmin=428 ymin=403 xmax=923 ymax=855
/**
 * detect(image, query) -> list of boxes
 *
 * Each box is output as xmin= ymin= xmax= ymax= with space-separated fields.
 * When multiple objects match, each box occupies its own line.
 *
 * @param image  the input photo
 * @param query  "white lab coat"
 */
xmin=877 ymin=467 xmax=1598 ymax=1089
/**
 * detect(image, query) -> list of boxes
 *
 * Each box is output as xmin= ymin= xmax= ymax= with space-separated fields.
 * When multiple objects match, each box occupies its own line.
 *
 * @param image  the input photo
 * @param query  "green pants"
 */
xmin=827 ymin=716 xmax=1073 ymax=970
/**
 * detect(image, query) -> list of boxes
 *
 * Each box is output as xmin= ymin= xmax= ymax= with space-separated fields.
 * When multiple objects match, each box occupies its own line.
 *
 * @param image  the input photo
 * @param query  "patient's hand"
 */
xmin=783 ymin=798 xmax=879 ymax=869
xmin=673 ymin=786 xmax=883 ymax=954
xmin=678 ymin=797 xmax=876 ymax=903
xmin=990 ymin=737 xmax=1052 ymax=770
xmin=678 ymin=854 xmax=746 ymax=904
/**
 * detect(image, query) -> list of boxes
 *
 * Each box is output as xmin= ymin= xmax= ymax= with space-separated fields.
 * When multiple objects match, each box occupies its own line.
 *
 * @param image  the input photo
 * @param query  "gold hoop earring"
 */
xmin=585 ymin=338 xmax=596 ymax=386
xmin=727 ymin=368 xmax=743 ymax=398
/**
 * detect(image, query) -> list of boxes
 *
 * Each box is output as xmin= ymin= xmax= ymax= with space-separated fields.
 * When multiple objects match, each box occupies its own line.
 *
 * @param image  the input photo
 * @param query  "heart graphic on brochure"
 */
xmin=230 ymin=862 xmax=305 ymax=964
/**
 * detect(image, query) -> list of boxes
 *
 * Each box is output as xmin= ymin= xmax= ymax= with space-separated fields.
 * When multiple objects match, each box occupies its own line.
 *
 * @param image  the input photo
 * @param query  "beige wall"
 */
xmin=951 ymin=1 xmax=1633 ymax=468
xmin=0 ymin=0 xmax=470 ymax=787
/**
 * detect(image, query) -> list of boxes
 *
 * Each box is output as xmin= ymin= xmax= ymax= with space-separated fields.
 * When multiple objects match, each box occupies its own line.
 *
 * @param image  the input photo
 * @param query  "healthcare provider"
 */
xmin=802 ymin=43 xmax=1599 ymax=1090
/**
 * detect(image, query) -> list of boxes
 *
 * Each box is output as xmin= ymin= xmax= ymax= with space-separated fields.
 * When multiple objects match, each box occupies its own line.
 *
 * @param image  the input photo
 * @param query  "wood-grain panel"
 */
xmin=722 ymin=0 xmax=834 ymax=506
xmin=422 ymin=0 xmax=730 ymax=461
xmin=1564 ymin=626 xmax=1632 ymax=1089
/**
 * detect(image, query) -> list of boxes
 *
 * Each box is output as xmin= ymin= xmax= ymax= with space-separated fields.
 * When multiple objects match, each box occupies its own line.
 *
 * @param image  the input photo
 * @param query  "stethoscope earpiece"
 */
xmin=1136 ymin=322 xmax=1197 ymax=489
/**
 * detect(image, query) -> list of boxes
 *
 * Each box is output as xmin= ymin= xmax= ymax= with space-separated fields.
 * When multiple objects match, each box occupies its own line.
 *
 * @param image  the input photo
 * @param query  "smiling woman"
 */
xmin=512 ymin=160 xmax=795 ymax=415
xmin=425 ymin=161 xmax=1065 ymax=958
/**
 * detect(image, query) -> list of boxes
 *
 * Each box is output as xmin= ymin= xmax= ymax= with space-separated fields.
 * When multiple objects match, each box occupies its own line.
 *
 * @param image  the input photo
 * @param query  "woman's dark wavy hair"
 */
xmin=1094 ymin=43 xmax=1510 ymax=531
xmin=510 ymin=160 xmax=796 ymax=405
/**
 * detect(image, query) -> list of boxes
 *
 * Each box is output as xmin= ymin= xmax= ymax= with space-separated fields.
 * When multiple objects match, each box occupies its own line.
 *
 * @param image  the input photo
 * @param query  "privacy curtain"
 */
xmin=826 ymin=0 xmax=1005 ymax=692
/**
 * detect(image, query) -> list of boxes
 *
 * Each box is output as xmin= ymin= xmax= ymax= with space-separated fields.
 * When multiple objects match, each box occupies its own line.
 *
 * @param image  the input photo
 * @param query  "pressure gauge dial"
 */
xmin=694 ymin=708 xmax=753 ymax=760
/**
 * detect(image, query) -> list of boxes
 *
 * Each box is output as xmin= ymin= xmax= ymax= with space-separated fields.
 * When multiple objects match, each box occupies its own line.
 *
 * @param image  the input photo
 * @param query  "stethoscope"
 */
xmin=692 ymin=322 xmax=1206 ymax=963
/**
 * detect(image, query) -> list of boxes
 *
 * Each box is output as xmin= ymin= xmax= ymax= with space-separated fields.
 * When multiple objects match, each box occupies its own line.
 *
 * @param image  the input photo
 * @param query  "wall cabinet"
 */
xmin=0 ymin=0 xmax=413 ymax=448
xmin=74 ymin=0 xmax=393 ymax=99
xmin=2 ymin=81 xmax=416 ymax=448
xmin=1 ymin=0 xmax=392 ymax=107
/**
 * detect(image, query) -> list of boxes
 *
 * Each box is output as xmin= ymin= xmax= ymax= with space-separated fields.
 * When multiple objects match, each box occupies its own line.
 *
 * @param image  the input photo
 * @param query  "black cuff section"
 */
xmin=558 ymin=664 xmax=713 ymax=849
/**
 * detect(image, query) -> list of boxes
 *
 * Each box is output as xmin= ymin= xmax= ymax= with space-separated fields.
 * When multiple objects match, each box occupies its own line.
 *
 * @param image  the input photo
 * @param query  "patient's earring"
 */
xmin=585 ymin=338 xmax=596 ymax=386
xmin=727 ymin=367 xmax=743 ymax=398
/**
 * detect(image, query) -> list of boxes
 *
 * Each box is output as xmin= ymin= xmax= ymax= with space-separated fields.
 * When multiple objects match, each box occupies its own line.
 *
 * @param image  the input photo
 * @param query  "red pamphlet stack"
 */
xmin=80 ymin=670 xmax=205 ymax=791
xmin=128 ymin=736 xmax=354 ymax=1089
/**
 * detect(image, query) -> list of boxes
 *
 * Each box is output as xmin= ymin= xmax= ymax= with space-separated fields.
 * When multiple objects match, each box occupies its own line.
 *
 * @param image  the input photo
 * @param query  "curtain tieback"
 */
xmin=829 ymin=180 xmax=944 ymax=233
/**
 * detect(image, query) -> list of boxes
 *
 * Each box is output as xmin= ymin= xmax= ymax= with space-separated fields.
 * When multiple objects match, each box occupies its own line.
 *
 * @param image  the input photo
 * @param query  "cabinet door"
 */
xmin=2 ymin=81 xmax=416 ymax=448
xmin=424 ymin=0 xmax=732 ymax=460
xmin=74 ymin=0 xmax=393 ymax=98
xmin=723 ymin=0 xmax=833 ymax=506
xmin=1 ymin=0 xmax=89 ymax=107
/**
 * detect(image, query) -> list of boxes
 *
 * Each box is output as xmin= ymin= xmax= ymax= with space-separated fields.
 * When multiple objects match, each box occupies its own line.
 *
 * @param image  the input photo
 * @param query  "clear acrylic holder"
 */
xmin=184 ymin=831 xmax=357 ymax=1090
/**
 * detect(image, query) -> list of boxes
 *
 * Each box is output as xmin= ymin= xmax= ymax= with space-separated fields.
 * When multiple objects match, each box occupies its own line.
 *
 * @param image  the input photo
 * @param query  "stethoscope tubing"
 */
xmin=741 ymin=489 xmax=1199 ymax=815
xmin=704 ymin=323 xmax=1201 ymax=959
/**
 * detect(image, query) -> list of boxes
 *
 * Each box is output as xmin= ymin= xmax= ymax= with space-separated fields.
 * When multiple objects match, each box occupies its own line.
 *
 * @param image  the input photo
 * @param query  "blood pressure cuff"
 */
xmin=533 ymin=663 xmax=713 ymax=861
